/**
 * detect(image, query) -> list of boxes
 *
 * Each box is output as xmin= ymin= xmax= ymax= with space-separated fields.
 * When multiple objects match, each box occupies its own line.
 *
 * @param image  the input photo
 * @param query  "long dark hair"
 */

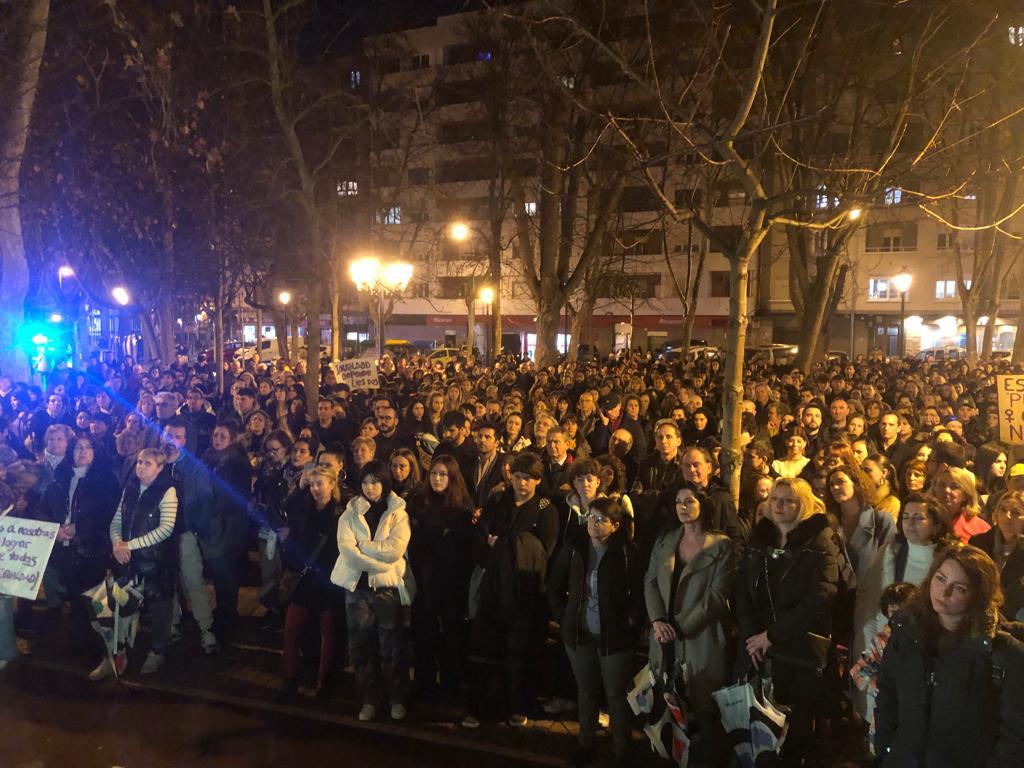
xmin=974 ymin=442 xmax=1008 ymax=496
xmin=906 ymin=544 xmax=1003 ymax=639
xmin=417 ymin=454 xmax=472 ymax=511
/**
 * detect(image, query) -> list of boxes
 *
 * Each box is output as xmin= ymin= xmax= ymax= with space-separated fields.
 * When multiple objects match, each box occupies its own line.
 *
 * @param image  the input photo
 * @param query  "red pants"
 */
xmin=283 ymin=604 xmax=337 ymax=684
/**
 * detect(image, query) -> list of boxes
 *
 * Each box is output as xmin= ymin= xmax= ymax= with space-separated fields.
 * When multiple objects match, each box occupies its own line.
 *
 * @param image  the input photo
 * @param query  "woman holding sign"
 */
xmin=40 ymin=435 xmax=120 ymax=642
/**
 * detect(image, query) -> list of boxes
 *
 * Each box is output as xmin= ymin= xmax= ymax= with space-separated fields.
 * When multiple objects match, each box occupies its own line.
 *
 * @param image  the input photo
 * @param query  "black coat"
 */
xmin=407 ymin=490 xmax=474 ymax=616
xmin=874 ymin=611 xmax=1024 ymax=768
xmin=202 ymin=443 xmax=253 ymax=558
xmin=735 ymin=514 xmax=840 ymax=696
xmin=971 ymin=529 xmax=1024 ymax=622
xmin=41 ymin=459 xmax=120 ymax=591
xmin=280 ymin=493 xmax=343 ymax=611
xmin=547 ymin=528 xmax=643 ymax=655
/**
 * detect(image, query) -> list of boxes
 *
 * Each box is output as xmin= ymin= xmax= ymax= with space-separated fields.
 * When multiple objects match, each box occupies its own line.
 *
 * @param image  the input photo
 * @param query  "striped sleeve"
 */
xmin=125 ymin=487 xmax=178 ymax=551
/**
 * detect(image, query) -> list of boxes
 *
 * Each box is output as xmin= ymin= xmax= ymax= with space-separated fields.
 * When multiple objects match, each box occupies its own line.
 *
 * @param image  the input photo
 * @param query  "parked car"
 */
xmin=428 ymin=347 xmax=461 ymax=366
xmin=234 ymin=339 xmax=276 ymax=362
xmin=914 ymin=346 xmax=966 ymax=363
xmin=746 ymin=344 xmax=799 ymax=365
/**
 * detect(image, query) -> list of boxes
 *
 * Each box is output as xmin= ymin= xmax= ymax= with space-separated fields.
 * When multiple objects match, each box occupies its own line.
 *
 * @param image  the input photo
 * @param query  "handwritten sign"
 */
xmin=996 ymin=375 xmax=1024 ymax=444
xmin=337 ymin=358 xmax=379 ymax=391
xmin=0 ymin=515 xmax=60 ymax=599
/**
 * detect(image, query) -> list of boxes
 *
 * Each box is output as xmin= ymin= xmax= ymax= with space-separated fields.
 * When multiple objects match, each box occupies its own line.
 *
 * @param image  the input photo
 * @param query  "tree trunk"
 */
xmin=1014 ymin=275 xmax=1024 ymax=363
xmin=0 ymin=0 xmax=50 ymax=381
xmin=255 ymin=308 xmax=263 ymax=360
xmin=535 ymin=304 xmax=562 ymax=364
xmin=140 ymin=311 xmax=160 ymax=363
xmin=273 ymin=310 xmax=289 ymax=361
xmin=963 ymin=303 xmax=977 ymax=364
xmin=466 ymin=296 xmax=476 ymax=359
xmin=157 ymin=294 xmax=176 ymax=363
xmin=491 ymin=290 xmax=502 ymax=362
xmin=721 ymin=251 xmax=754 ymax=507
xmin=214 ymin=291 xmax=225 ymax=396
xmin=330 ymin=281 xmax=342 ymax=361
xmin=304 ymin=282 xmax=320 ymax=404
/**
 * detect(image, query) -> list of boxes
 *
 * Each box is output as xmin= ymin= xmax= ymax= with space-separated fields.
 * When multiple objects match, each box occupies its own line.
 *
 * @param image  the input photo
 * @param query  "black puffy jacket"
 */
xmin=735 ymin=514 xmax=839 ymax=691
xmin=875 ymin=611 xmax=1024 ymax=768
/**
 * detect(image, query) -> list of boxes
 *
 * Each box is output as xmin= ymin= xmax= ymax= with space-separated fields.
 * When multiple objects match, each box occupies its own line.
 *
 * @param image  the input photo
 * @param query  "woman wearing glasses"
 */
xmin=852 ymin=493 xmax=954 ymax=721
xmin=735 ymin=477 xmax=840 ymax=766
xmin=548 ymin=497 xmax=642 ymax=768
xmin=644 ymin=480 xmax=736 ymax=766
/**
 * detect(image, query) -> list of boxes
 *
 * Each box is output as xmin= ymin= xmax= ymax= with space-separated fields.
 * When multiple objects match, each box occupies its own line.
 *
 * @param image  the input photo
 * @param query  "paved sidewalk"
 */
xmin=16 ymin=587 xmax=588 ymax=767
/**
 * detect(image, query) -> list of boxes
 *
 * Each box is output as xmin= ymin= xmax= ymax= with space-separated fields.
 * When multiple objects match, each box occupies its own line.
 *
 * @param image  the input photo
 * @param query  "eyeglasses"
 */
xmin=585 ymin=512 xmax=615 ymax=525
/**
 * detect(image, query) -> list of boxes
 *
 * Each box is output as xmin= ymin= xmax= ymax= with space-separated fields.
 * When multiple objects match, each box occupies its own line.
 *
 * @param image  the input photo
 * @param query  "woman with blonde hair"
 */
xmin=735 ymin=477 xmax=840 ymax=765
xmin=929 ymin=465 xmax=990 ymax=542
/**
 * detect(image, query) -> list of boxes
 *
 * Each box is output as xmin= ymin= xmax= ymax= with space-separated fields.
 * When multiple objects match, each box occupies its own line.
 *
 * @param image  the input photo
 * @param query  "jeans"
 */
xmin=346 ymin=587 xmax=407 ymax=706
xmin=176 ymin=532 xmax=213 ymax=632
xmin=565 ymin=638 xmax=634 ymax=756
xmin=206 ymin=555 xmax=239 ymax=630
xmin=149 ymin=598 xmax=175 ymax=655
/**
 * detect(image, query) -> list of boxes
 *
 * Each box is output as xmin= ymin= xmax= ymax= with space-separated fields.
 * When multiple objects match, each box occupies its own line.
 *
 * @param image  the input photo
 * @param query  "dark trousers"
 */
xmin=346 ymin=587 xmax=407 ymax=707
xmin=283 ymin=604 xmax=337 ymax=684
xmin=206 ymin=555 xmax=239 ymax=630
xmin=413 ymin=598 xmax=468 ymax=693
xmin=565 ymin=638 xmax=634 ymax=756
xmin=468 ymin=607 xmax=545 ymax=718
xmin=148 ymin=598 xmax=175 ymax=655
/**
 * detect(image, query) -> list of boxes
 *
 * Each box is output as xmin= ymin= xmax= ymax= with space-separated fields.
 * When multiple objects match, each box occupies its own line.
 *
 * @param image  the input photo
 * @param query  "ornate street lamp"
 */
xmin=349 ymin=256 xmax=414 ymax=360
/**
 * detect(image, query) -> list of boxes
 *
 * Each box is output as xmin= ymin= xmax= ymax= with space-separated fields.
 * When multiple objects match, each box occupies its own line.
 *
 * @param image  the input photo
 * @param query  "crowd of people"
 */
xmin=0 ymin=345 xmax=1023 ymax=767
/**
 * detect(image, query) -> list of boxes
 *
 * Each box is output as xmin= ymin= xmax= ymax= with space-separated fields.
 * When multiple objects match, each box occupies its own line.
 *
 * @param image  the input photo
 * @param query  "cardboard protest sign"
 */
xmin=0 ymin=512 xmax=60 ymax=599
xmin=996 ymin=374 xmax=1024 ymax=444
xmin=337 ymin=358 xmax=379 ymax=391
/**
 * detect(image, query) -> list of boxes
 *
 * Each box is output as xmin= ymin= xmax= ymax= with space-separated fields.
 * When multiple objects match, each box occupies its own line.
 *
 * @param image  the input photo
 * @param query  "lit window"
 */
xmin=815 ymin=186 xmax=838 ymax=210
xmin=375 ymin=206 xmax=401 ymax=225
xmin=523 ymin=201 xmax=537 ymax=216
xmin=477 ymin=50 xmax=493 ymax=62
xmin=350 ymin=69 xmax=361 ymax=89
xmin=1009 ymin=26 xmax=1024 ymax=46
xmin=336 ymin=180 xmax=358 ymax=196
xmin=868 ymin=277 xmax=896 ymax=301
xmin=561 ymin=75 xmax=575 ymax=89
xmin=935 ymin=280 xmax=956 ymax=299
xmin=883 ymin=187 xmax=903 ymax=206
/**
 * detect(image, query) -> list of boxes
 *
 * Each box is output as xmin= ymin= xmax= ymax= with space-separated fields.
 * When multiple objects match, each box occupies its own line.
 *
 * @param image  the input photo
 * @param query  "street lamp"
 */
xmin=449 ymin=222 xmax=470 ymax=242
xmin=111 ymin=286 xmax=131 ymax=306
xmin=847 ymin=207 xmax=863 ymax=221
xmin=277 ymin=290 xmax=292 ymax=306
xmin=349 ymin=256 xmax=414 ymax=360
xmin=893 ymin=271 xmax=912 ymax=358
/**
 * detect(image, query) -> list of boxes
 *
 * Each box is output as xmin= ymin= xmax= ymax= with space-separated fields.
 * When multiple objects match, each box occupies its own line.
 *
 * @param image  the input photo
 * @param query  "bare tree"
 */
xmin=0 ymin=0 xmax=50 ymax=380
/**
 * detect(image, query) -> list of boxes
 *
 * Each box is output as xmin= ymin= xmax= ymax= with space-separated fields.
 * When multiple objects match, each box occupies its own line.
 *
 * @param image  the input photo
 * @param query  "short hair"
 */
xmin=215 ymin=419 xmax=241 ymax=440
xmin=44 ymin=424 xmax=74 ymax=444
xmin=570 ymin=458 xmax=602 ymax=483
xmin=879 ymin=582 xmax=919 ymax=617
xmin=509 ymin=452 xmax=544 ymax=480
xmin=236 ymin=387 xmax=257 ymax=400
xmin=137 ymin=447 xmax=167 ymax=467
xmin=442 ymin=411 xmax=470 ymax=430
xmin=263 ymin=430 xmax=293 ymax=452
xmin=351 ymin=436 xmax=376 ymax=454
xmin=162 ymin=416 xmax=188 ymax=435
xmin=653 ymin=418 xmax=681 ymax=438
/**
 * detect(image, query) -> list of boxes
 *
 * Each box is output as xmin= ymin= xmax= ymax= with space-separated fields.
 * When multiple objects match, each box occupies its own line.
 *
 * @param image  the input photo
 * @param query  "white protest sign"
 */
xmin=997 ymin=374 xmax=1024 ymax=444
xmin=0 ymin=514 xmax=60 ymax=599
xmin=337 ymin=358 xmax=379 ymax=391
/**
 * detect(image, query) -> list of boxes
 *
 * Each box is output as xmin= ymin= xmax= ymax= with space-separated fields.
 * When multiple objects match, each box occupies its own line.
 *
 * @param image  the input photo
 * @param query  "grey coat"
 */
xmin=644 ymin=529 xmax=736 ymax=713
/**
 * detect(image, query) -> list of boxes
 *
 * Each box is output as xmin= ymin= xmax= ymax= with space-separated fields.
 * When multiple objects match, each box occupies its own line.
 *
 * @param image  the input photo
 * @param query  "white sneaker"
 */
xmin=200 ymin=629 xmax=219 ymax=655
xmin=140 ymin=652 xmax=165 ymax=675
xmin=358 ymin=704 xmax=376 ymax=722
xmin=460 ymin=714 xmax=480 ymax=729
xmin=88 ymin=657 xmax=113 ymax=682
xmin=390 ymin=703 xmax=407 ymax=721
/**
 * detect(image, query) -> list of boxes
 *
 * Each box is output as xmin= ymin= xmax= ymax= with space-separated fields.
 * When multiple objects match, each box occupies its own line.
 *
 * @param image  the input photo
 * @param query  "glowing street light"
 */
xmin=449 ymin=222 xmax=470 ymax=242
xmin=893 ymin=271 xmax=912 ymax=358
xmin=277 ymin=290 xmax=292 ymax=306
xmin=479 ymin=286 xmax=494 ymax=304
xmin=847 ymin=207 xmax=863 ymax=221
xmin=349 ymin=256 xmax=414 ymax=359
xmin=57 ymin=265 xmax=75 ymax=279
xmin=111 ymin=286 xmax=131 ymax=306
xmin=49 ymin=313 xmax=63 ymax=323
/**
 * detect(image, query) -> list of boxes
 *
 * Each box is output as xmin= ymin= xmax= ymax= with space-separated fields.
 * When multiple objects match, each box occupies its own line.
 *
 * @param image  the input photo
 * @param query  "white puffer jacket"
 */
xmin=331 ymin=492 xmax=411 ymax=593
